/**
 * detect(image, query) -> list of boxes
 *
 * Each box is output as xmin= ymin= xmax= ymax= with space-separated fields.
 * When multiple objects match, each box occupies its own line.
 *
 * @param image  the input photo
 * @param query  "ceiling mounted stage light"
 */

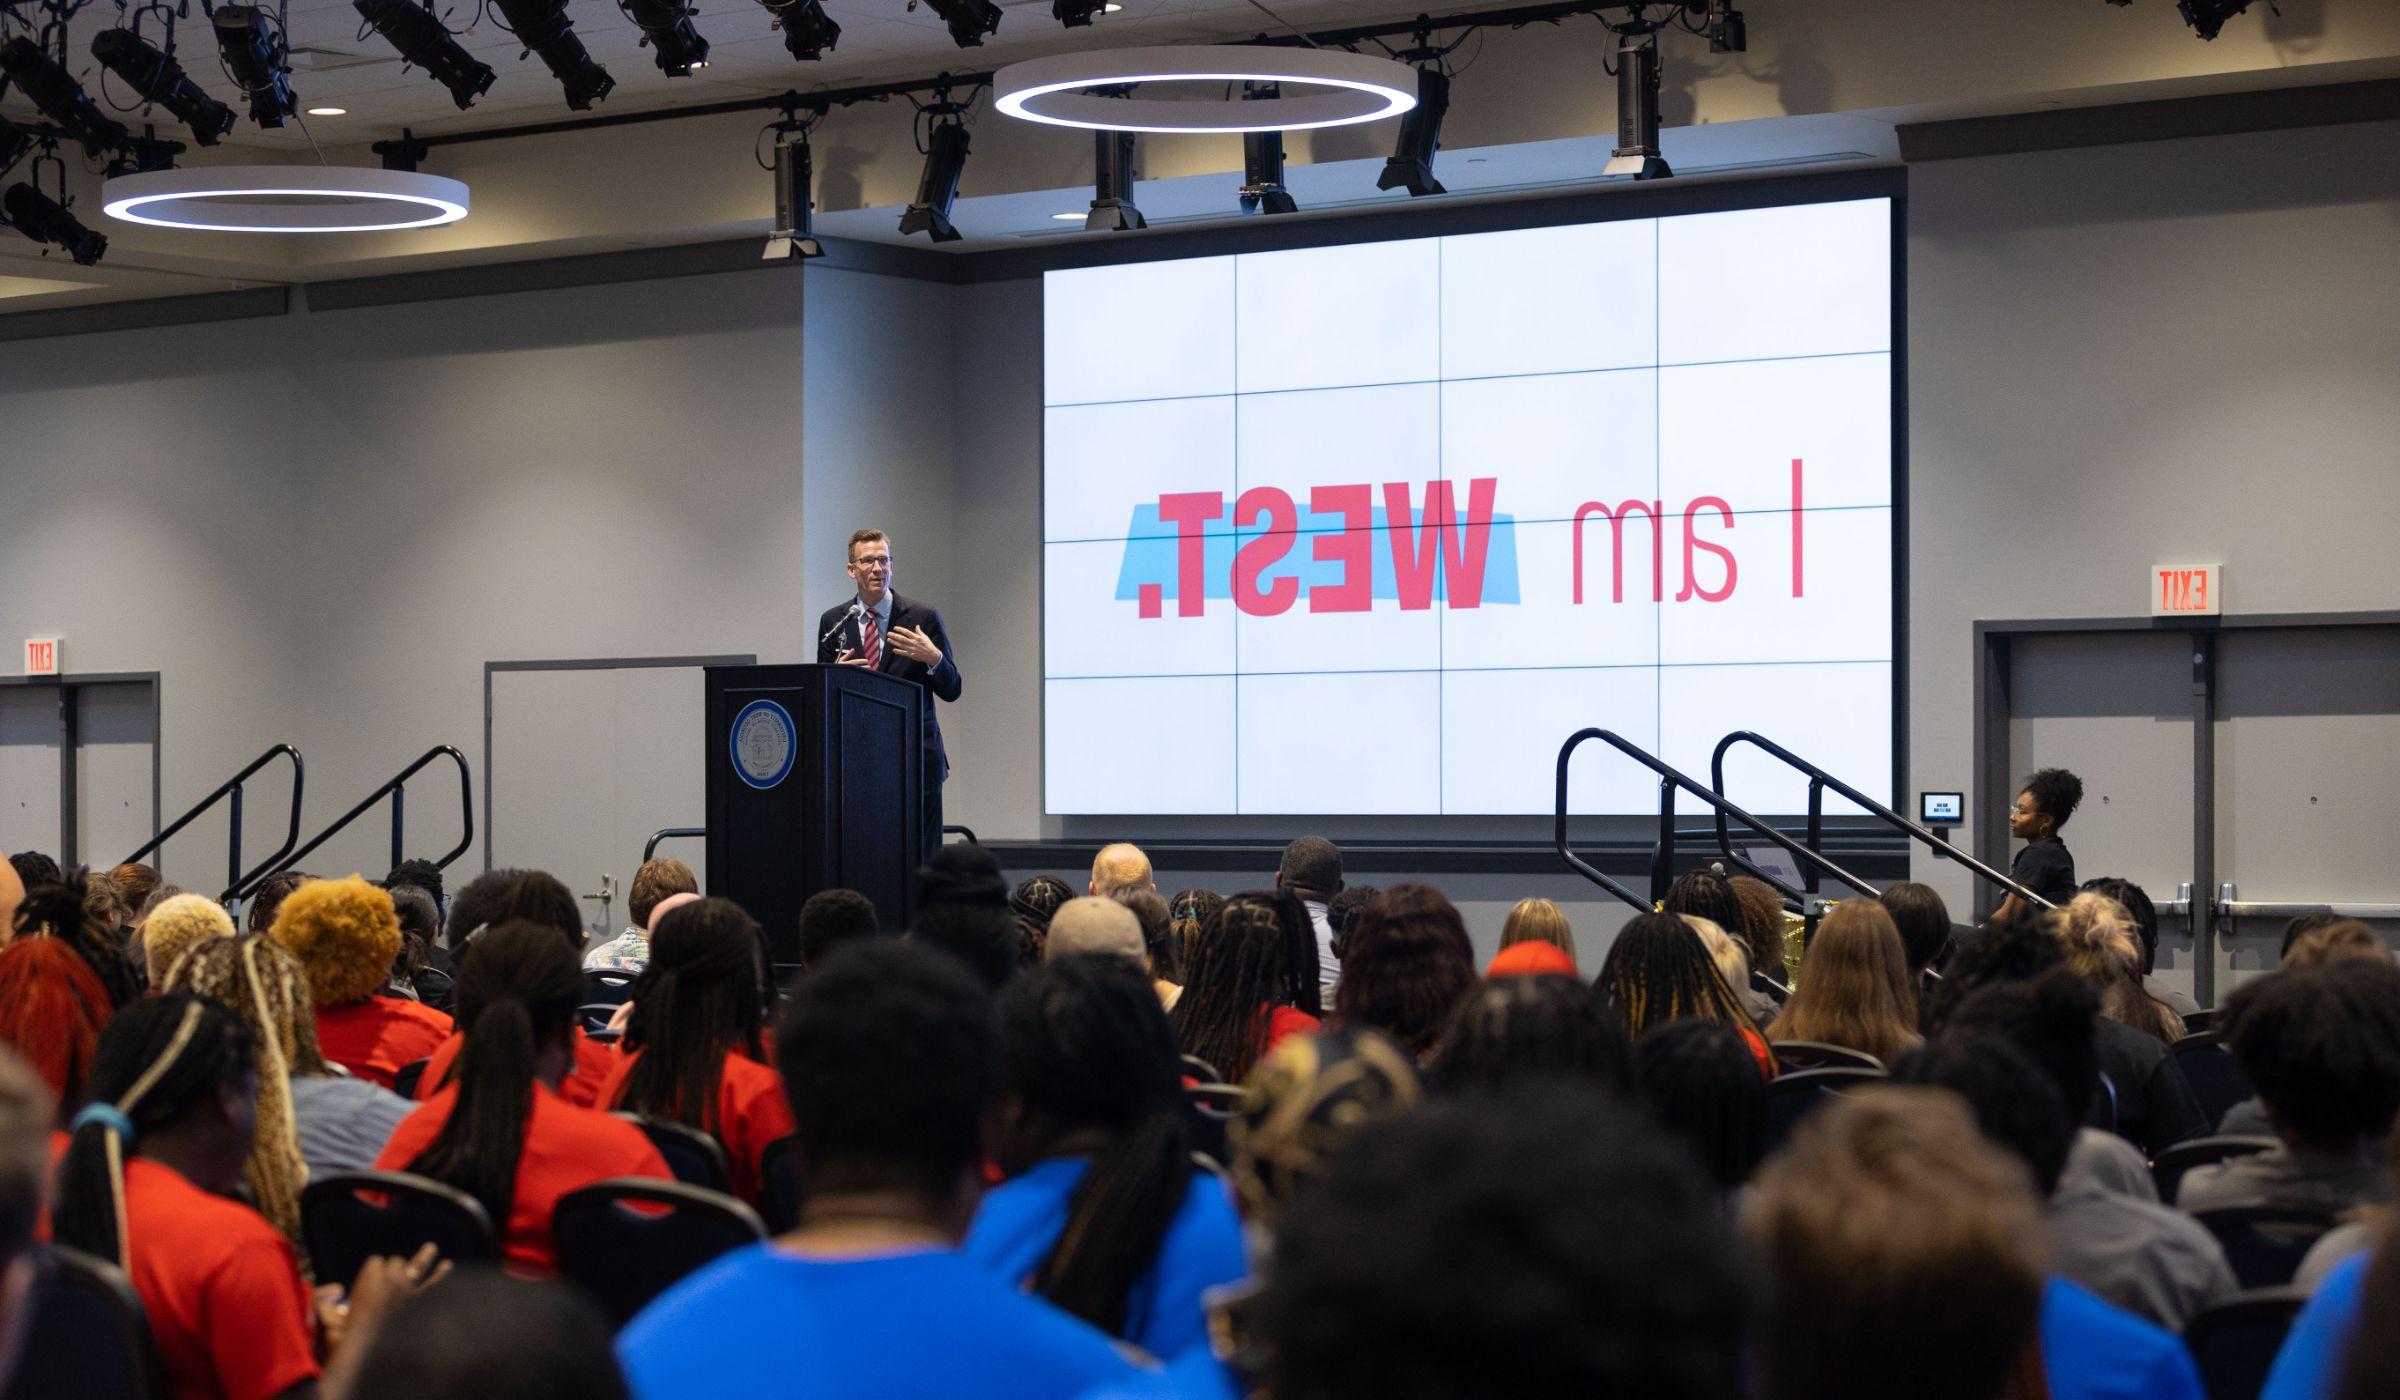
xmin=1601 ymin=24 xmax=1671 ymax=180
xmin=354 ymin=0 xmax=497 ymax=108
xmin=3 ymin=181 xmax=108 ymax=265
xmin=1051 ymin=0 xmax=1113 ymax=28
xmin=101 ymin=164 xmax=469 ymax=232
xmin=765 ymin=123 xmax=823 ymax=260
xmin=2176 ymin=0 xmax=2258 ymax=40
xmin=490 ymin=0 xmax=615 ymax=108
xmin=622 ymin=0 xmax=710 ymax=75
xmin=91 ymin=28 xmax=237 ymax=146
xmin=0 ymin=37 xmax=131 ymax=157
xmin=1085 ymin=129 xmax=1142 ymax=230
xmin=1377 ymin=62 xmax=1448 ymax=197
xmin=899 ymin=111 xmax=970 ymax=242
xmin=0 ymin=116 xmax=34 ymax=174
xmin=212 ymin=6 xmax=298 ymax=129
xmin=920 ymin=0 xmax=1001 ymax=49
xmin=759 ymin=0 xmax=840 ymax=60
xmin=996 ymin=45 xmax=1415 ymax=133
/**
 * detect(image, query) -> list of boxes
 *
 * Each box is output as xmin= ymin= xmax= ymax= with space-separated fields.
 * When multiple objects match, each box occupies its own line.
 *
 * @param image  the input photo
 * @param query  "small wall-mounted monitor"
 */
xmin=1920 ymin=791 xmax=1964 ymax=825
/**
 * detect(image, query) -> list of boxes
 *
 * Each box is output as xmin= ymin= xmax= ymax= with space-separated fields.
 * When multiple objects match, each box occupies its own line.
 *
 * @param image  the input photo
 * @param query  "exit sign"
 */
xmin=23 ymin=638 xmax=60 ymax=676
xmin=2151 ymin=565 xmax=2222 ymax=617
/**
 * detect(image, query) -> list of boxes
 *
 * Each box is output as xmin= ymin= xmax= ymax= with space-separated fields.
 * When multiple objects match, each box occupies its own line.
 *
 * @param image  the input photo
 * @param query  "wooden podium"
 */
xmin=704 ymin=663 xmax=923 ymax=967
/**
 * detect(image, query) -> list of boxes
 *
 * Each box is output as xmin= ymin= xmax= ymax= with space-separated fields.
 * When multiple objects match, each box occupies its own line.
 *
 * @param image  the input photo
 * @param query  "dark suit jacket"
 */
xmin=816 ymin=592 xmax=963 ymax=777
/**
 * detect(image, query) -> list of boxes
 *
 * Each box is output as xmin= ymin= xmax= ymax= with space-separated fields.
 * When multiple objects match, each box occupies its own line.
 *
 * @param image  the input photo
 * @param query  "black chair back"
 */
xmin=300 ymin=1169 xmax=499 ymax=1290
xmin=584 ymin=970 xmax=638 ymax=1006
xmin=577 ymin=1003 xmax=625 ymax=1033
xmin=1178 ymin=1053 xmax=1221 ymax=1083
xmin=1762 ymin=1067 xmax=1886 ymax=1155
xmin=2181 ymin=1008 xmax=2219 ymax=1035
xmin=1769 ymin=1040 xmax=1883 ymax=1073
xmin=612 ymin=1112 xmax=734 ymax=1195
xmin=2172 ymin=1033 xmax=2257 ymax=1130
xmin=553 ymin=1178 xmax=767 ymax=1326
xmin=392 ymin=1057 xmax=431 ymax=1100
xmin=2193 ymin=1207 xmax=2339 ymax=1290
xmin=1183 ymin=1082 xmax=1246 ymax=1171
xmin=2152 ymin=1135 xmax=2279 ymax=1206
xmin=759 ymin=1134 xmax=803 ymax=1234
xmin=3 ymin=1247 xmax=167 ymax=1400
xmin=2183 ymin=1286 xmax=2307 ymax=1400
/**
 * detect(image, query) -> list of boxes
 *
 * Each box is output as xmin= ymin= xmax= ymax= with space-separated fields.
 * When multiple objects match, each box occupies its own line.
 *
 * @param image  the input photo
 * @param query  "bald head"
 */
xmin=1046 ymin=896 xmax=1146 ymax=965
xmin=1090 ymin=843 xmax=1154 ymax=898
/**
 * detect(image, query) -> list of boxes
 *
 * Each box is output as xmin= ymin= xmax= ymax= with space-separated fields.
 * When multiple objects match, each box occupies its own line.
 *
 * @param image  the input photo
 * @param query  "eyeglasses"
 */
xmin=851 ymin=557 xmax=892 ymax=570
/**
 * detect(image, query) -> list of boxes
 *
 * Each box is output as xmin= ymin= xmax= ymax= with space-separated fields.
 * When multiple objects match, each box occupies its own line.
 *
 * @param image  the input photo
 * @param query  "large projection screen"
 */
xmin=1043 ymin=195 xmax=1896 ymax=817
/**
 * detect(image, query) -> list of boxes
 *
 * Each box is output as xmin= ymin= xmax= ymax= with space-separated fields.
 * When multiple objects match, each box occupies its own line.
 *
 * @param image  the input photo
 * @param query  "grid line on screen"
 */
xmin=1042 ymin=501 xmax=1892 ymax=548
xmin=1047 ymin=659 xmax=1893 ymax=683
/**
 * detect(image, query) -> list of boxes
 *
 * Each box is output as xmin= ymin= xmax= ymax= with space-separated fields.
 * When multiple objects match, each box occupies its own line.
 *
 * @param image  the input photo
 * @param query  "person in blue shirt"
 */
xmin=966 ymin=952 xmax=1248 ymax=1361
xmin=617 ymin=941 xmax=1141 ymax=1400
xmin=2038 ymin=1275 xmax=2205 ymax=1400
xmin=2261 ymin=1249 xmax=2371 ymax=1400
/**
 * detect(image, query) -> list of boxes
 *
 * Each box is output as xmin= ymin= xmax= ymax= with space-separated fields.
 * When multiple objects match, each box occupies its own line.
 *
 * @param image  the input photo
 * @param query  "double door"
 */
xmin=0 ymin=676 xmax=157 ymax=868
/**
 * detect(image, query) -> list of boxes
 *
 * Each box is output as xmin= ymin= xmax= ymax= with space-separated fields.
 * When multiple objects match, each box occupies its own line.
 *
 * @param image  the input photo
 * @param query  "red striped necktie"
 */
xmin=860 ymin=609 xmax=882 ymax=666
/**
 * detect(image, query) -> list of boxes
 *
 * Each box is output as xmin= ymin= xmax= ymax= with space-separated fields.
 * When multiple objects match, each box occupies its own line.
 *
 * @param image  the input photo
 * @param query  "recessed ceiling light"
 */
xmin=306 ymin=106 xmax=348 ymax=116
xmin=1051 ymin=211 xmax=1084 ymax=221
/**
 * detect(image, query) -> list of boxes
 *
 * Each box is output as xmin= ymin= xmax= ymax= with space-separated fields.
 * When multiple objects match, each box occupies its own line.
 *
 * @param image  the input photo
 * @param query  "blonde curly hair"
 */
xmin=270 ymin=875 xmax=399 ymax=1006
xmin=162 ymin=935 xmax=319 ymax=1270
xmin=139 ymin=894 xmax=236 ymax=990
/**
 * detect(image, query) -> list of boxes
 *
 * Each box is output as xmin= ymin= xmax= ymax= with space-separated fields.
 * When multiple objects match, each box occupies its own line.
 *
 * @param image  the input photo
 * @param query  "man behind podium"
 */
xmin=818 ymin=529 xmax=963 ymax=861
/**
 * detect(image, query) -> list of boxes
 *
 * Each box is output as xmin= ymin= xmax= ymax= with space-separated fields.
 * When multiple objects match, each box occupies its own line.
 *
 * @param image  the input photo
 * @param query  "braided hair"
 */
xmin=1596 ymin=912 xmax=1764 ymax=1041
xmin=1174 ymin=892 xmax=1298 ymax=1085
xmin=616 ymin=898 xmax=768 ymax=1137
xmin=54 ymin=994 xmax=255 ymax=1268
xmin=998 ymin=955 xmax=1191 ymax=1339
xmin=161 ymin=936 xmax=317 ymax=1262
xmin=14 ymin=869 xmax=143 ymax=1013
xmin=1010 ymin=876 xmax=1074 ymax=970
xmin=1166 ymin=890 xmax=1224 ymax=976
xmin=407 ymin=921 xmax=583 ymax=1228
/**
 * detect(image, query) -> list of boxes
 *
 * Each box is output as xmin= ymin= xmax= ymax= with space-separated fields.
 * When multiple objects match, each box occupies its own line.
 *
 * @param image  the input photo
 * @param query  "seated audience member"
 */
xmin=600 ymin=898 xmax=793 ymax=1207
xmin=106 ymin=861 xmax=161 ymax=920
xmin=970 ymin=955 xmax=1245 ymax=1360
xmin=796 ymin=888 xmax=881 ymax=973
xmin=1485 ymin=940 xmax=1578 ymax=979
xmin=2056 ymin=892 xmax=2185 ymax=1044
xmin=2178 ymin=963 xmax=2400 ymax=1215
xmin=380 ymin=920 xmax=671 ymax=1276
xmin=1766 ymin=900 xmax=1921 ymax=1066
xmin=1050 ymin=896 xmax=1181 ymax=1010
xmin=1091 ymin=843 xmax=1156 ymax=899
xmin=1925 ymin=915 xmax=2207 ymax=1156
xmin=81 ymin=872 xmax=130 ymax=939
xmin=172 ymin=934 xmax=414 ymax=1182
xmin=1687 ymin=915 xmax=1778 ymax=1025
xmin=384 ymin=857 xmax=450 ymax=911
xmin=617 ymin=941 xmax=1141 ymax=1397
xmin=0 ymin=937 xmax=110 ymax=1118
xmin=1174 ymin=893 xmax=1320 ymax=1084
xmin=1893 ymin=1036 xmax=2235 ymax=1330
xmin=1597 ymin=912 xmax=1773 ymax=1078
xmin=4 ymin=852 xmax=59 ymax=900
xmin=1666 ymin=868 xmax=1783 ymax=995
xmin=1164 ymin=889 xmax=1223 ymax=978
xmin=586 ymin=857 xmax=698 ymax=975
xmin=386 ymin=883 xmax=447 ymax=1007
xmin=1728 ymin=875 xmax=1802 ymax=985
xmin=1113 ymin=888 xmax=1182 ymax=994
xmin=0 ymin=1046 xmax=47 ymax=1392
xmin=331 ymin=1267 xmax=629 ymax=1400
xmin=1940 ymin=974 xmax=2156 ymax=1203
xmin=911 ymin=844 xmax=1022 ymax=991
xmin=1250 ymin=1088 xmax=1749 ymax=1400
xmin=1432 ymin=974 xmax=1631 ymax=1096
xmin=1274 ymin=837 xmax=1345 ymax=1003
xmin=0 ymin=857 xmax=20 ymax=949
xmin=419 ymin=869 xmax=619 ymax=1105
xmin=246 ymin=869 xmax=315 ymax=936
xmin=2284 ymin=919 xmax=2389 ymax=971
xmin=1996 ymin=767 xmax=2085 ymax=921
xmin=1011 ymin=875 xmax=1074 ymax=968
xmin=1323 ymin=884 xmax=1376 ymax=968
xmin=14 ymin=873 xmax=143 ymax=1012
xmin=1878 ymin=880 xmax=1955 ymax=1002
xmin=275 ymin=875 xmax=454 ymax=1090
xmin=2279 ymin=912 xmax=2352 ymax=964
xmin=1333 ymin=885 xmax=1477 ymax=1064
xmin=1633 ymin=1019 xmax=1768 ymax=1194
xmin=56 ymin=995 xmax=434 ymax=1398
xmin=1497 ymin=897 xmax=1578 ymax=972
xmin=2082 ymin=877 xmax=2199 ymax=1018
xmin=1230 ymin=1026 xmax=1421 ymax=1236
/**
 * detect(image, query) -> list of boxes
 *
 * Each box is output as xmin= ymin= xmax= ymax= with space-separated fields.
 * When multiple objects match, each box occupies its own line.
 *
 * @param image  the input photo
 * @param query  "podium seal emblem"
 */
xmin=730 ymin=699 xmax=798 ymax=790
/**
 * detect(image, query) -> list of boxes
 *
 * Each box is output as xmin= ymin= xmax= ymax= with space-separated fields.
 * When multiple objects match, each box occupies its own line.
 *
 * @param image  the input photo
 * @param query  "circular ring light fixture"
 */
xmin=995 ymin=45 xmax=1416 ymax=134
xmin=100 ymin=165 xmax=469 ymax=233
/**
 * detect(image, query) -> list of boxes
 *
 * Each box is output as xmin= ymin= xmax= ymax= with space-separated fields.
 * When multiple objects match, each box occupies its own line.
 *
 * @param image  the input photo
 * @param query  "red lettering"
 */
xmin=1790 ymin=458 xmax=1805 ymax=598
xmin=1572 ymin=500 xmax=1663 ymax=604
xmin=1677 ymin=497 xmax=1738 ymax=603
xmin=1156 ymin=491 xmax=1224 ymax=618
xmin=1381 ymin=478 xmax=1497 ymax=611
xmin=1309 ymin=484 xmax=1374 ymax=613
xmin=2194 ymin=570 xmax=2206 ymax=609
xmin=1232 ymin=487 xmax=1298 ymax=617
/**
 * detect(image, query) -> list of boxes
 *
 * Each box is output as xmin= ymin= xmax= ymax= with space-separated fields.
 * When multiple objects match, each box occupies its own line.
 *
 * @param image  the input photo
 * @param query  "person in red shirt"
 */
xmin=415 ymin=867 xmax=618 ymax=1106
xmin=1596 ymin=912 xmax=1778 ymax=1081
xmin=596 ymin=897 xmax=792 ymax=1207
xmin=271 ymin=876 xmax=451 ymax=1090
xmin=53 ymin=993 xmax=438 ymax=1400
xmin=413 ymin=1022 xmax=616 ymax=1108
xmin=378 ymin=920 xmax=670 ymax=1277
xmin=1173 ymin=892 xmax=1322 ymax=1085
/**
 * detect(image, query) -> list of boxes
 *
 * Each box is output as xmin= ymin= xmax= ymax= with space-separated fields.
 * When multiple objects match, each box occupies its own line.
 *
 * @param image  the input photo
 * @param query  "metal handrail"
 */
xmin=120 ymin=744 xmax=306 ymax=905
xmin=1555 ymin=728 xmax=1884 ymax=915
xmin=1708 ymin=730 xmax=2052 ymax=912
xmin=942 ymin=824 xmax=979 ymax=845
xmin=643 ymin=827 xmax=705 ymax=864
xmin=241 ymin=746 xmax=472 ymax=898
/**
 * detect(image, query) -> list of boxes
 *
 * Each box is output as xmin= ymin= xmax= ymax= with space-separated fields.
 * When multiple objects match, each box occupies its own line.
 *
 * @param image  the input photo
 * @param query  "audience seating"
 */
xmin=392 ymin=1057 xmax=430 ymax=1099
xmin=759 ymin=1135 xmax=802 ymax=1234
xmin=2150 ymin=1136 xmax=2279 ymax=1205
xmin=579 ymin=971 xmax=638 ymax=1032
xmin=553 ymin=1178 xmax=768 ymax=1327
xmin=2170 ymin=1032 xmax=2256 ymax=1129
xmin=1183 ymin=1082 xmax=1247 ymax=1172
xmin=1769 ymin=1040 xmax=1883 ymax=1073
xmin=2191 ymin=1206 xmax=2340 ymax=1289
xmin=2085 ymin=1073 xmax=2119 ymax=1135
xmin=2 ymin=1246 xmax=167 ymax=1400
xmin=300 ymin=1170 xmax=499 ymax=1290
xmin=2181 ymin=1009 xmax=2219 ymax=1035
xmin=1762 ymin=1067 xmax=1886 ymax=1155
xmin=612 ymin=1112 xmax=734 ymax=1195
xmin=1178 ymin=1053 xmax=1221 ymax=1083
xmin=2181 ymin=1285 xmax=2308 ymax=1400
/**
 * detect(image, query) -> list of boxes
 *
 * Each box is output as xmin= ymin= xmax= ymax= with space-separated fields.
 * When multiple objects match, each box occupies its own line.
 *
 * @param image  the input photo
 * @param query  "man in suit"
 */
xmin=817 ymin=528 xmax=963 ymax=862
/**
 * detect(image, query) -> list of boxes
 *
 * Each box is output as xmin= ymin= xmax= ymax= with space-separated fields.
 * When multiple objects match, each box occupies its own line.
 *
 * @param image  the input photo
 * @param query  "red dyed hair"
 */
xmin=0 ymin=938 xmax=112 ymax=1114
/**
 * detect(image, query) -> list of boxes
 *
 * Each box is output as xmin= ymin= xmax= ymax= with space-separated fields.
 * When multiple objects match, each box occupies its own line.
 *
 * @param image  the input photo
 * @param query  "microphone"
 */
xmin=819 ymin=601 xmax=862 ymax=650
